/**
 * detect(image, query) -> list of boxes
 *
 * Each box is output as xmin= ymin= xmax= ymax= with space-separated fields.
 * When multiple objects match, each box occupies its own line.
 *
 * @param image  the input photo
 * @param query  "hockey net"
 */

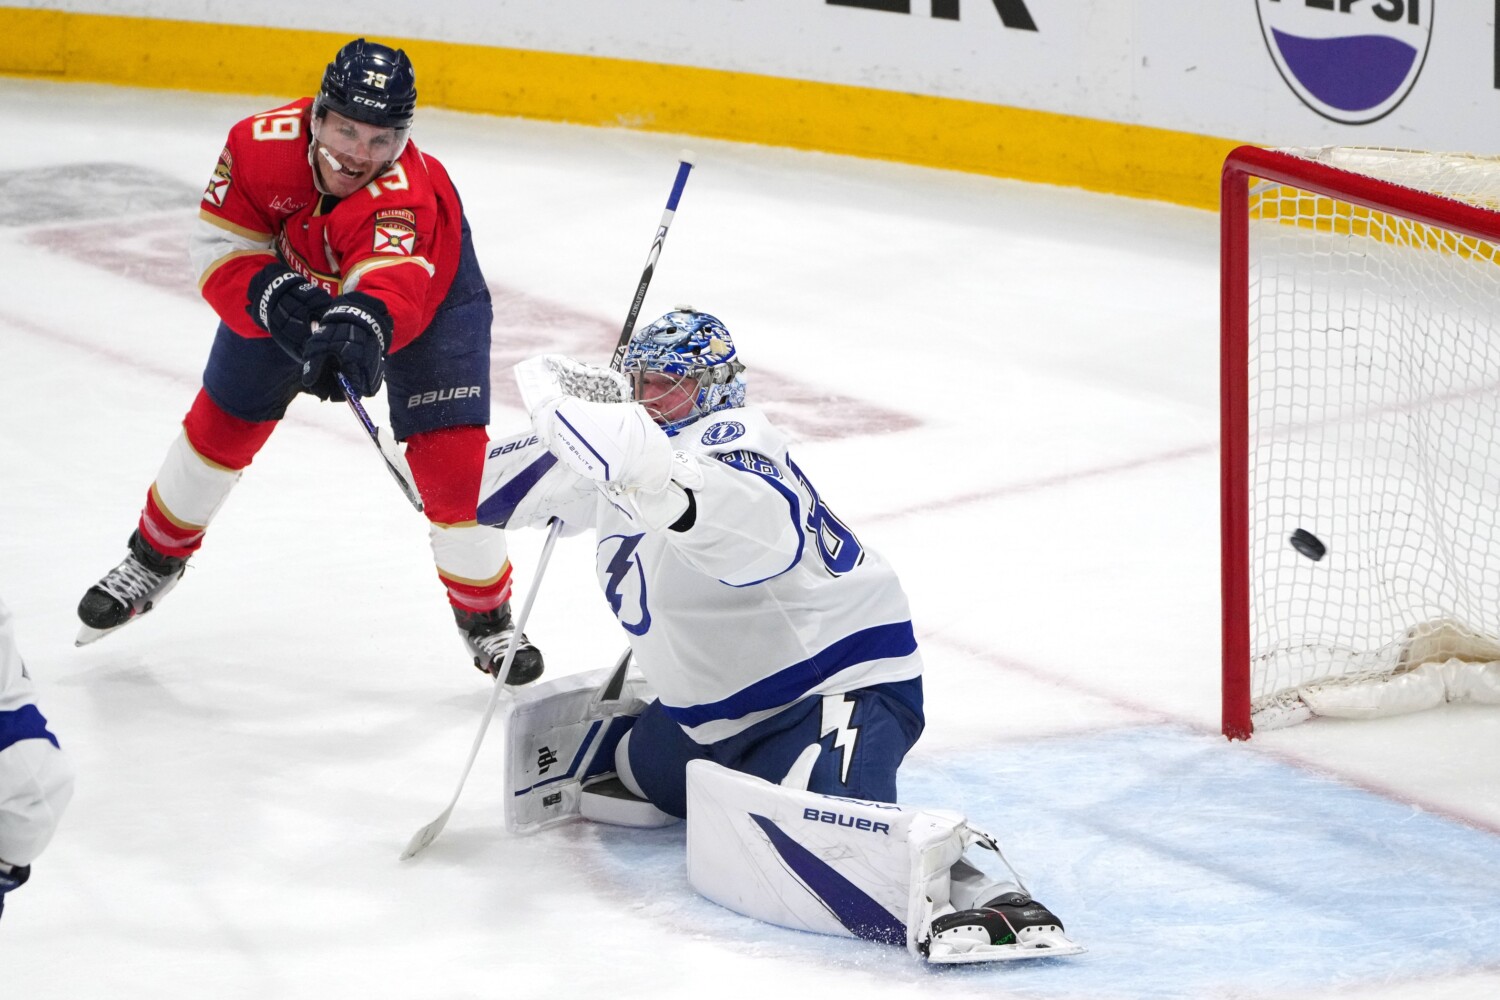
xmin=1221 ymin=145 xmax=1500 ymax=738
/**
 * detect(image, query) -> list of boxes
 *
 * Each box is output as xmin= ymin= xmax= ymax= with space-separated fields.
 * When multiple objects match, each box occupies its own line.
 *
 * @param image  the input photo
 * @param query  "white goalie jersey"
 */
xmin=1 ymin=598 xmax=75 ymax=868
xmin=479 ymin=404 xmax=922 ymax=744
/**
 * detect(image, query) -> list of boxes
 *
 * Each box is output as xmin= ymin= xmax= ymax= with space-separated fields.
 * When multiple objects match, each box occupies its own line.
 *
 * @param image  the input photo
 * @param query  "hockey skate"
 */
xmin=455 ymin=603 xmax=544 ymax=685
xmin=76 ymin=531 xmax=189 ymax=646
xmin=921 ymin=891 xmax=1085 ymax=964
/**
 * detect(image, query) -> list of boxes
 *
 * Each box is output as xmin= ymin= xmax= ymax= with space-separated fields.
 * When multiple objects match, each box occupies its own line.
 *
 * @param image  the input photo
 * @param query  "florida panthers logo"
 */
xmin=598 ymin=533 xmax=651 ymax=636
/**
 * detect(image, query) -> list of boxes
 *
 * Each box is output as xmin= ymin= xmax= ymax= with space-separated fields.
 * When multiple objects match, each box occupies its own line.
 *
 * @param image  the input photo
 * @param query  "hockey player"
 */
xmin=1 ymin=597 xmax=75 ymax=921
xmin=479 ymin=309 xmax=1081 ymax=962
xmin=75 ymin=39 xmax=542 ymax=683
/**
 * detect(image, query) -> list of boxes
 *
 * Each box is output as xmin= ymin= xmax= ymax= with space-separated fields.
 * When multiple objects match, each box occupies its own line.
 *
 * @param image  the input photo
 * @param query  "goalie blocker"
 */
xmin=501 ymin=665 xmax=1084 ymax=964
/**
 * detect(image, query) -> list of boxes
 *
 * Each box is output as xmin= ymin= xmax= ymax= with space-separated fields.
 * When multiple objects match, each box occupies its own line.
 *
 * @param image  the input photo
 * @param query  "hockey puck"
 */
xmin=1289 ymin=528 xmax=1326 ymax=561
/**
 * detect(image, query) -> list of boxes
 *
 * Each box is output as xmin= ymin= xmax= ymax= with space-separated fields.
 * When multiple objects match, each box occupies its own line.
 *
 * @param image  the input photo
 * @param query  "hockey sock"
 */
xmin=407 ymin=426 xmax=515 ymax=611
xmin=137 ymin=390 xmax=273 ymax=560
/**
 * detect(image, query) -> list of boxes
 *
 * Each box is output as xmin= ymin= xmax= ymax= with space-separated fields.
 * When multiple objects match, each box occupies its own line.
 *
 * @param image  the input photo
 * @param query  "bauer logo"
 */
xmin=1255 ymin=1 xmax=1432 ymax=125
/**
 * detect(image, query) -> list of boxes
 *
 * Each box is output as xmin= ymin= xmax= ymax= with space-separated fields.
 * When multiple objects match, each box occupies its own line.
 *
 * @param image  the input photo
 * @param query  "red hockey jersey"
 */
xmin=194 ymin=98 xmax=465 ymax=353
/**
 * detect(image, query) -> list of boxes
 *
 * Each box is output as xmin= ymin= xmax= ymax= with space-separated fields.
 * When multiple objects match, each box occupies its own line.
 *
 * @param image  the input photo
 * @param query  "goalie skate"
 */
xmin=75 ymin=531 xmax=188 ymax=646
xmin=921 ymin=892 xmax=1085 ymax=964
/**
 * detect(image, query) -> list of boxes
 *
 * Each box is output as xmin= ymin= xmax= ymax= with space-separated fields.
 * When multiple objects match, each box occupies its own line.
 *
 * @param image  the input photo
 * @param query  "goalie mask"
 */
xmin=622 ymin=309 xmax=747 ymax=435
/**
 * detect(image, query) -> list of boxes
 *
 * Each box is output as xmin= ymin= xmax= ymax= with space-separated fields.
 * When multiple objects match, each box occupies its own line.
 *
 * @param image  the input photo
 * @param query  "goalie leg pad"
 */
xmin=684 ymin=760 xmax=1085 ymax=964
xmin=500 ymin=653 xmax=653 ymax=834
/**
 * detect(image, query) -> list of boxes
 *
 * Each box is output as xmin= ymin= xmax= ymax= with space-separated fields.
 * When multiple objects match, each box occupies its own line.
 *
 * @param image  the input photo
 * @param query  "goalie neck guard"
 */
xmin=622 ymin=309 xmax=747 ymax=435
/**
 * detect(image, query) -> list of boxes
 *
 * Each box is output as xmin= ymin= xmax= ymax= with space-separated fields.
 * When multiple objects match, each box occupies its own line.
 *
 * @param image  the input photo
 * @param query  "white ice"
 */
xmin=3 ymin=79 xmax=1500 ymax=1000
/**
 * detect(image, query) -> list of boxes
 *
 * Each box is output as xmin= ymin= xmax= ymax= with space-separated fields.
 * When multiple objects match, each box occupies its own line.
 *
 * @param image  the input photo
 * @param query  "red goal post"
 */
xmin=1221 ymin=145 xmax=1500 ymax=740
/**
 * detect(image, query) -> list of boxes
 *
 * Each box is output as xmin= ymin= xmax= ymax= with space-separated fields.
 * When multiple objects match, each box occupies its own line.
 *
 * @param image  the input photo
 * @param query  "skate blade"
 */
xmin=75 ymin=622 xmax=128 ymax=646
xmin=926 ymin=927 xmax=1086 ymax=964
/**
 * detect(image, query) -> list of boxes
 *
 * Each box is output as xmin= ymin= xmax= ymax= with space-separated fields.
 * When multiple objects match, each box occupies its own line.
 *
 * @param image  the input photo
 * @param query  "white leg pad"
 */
xmin=499 ymin=652 xmax=652 ymax=834
xmin=685 ymin=759 xmax=982 ymax=960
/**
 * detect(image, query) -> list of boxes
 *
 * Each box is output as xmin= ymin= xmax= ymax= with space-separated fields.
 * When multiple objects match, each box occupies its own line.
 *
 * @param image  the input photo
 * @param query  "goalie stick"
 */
xmin=401 ymin=152 xmax=695 ymax=859
xmin=609 ymin=154 xmax=695 ymax=373
xmin=401 ymin=518 xmax=562 ymax=860
xmin=336 ymin=373 xmax=425 ymax=513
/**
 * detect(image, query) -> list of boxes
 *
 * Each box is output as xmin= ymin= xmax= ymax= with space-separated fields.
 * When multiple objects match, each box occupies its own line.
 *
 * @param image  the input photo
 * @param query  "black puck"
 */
xmin=1289 ymin=528 xmax=1326 ymax=561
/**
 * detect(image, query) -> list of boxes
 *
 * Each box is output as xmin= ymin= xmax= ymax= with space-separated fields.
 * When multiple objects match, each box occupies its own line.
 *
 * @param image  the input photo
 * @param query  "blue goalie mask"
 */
xmin=622 ymin=309 xmax=747 ymax=434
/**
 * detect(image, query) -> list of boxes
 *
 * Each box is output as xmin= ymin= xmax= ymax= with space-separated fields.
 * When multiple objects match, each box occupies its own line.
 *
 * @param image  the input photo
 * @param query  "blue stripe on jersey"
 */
xmin=0 ymin=704 xmax=60 ymax=753
xmin=476 ymin=451 xmax=558 ymax=527
xmin=715 ymin=450 xmax=805 ymax=587
xmin=663 ymin=620 xmax=918 ymax=729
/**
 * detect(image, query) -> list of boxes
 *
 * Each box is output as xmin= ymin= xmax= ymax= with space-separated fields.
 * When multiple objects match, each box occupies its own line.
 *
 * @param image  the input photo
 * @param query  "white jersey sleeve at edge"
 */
xmin=0 ymin=598 xmax=76 ymax=867
xmin=190 ymin=212 xmax=274 ymax=286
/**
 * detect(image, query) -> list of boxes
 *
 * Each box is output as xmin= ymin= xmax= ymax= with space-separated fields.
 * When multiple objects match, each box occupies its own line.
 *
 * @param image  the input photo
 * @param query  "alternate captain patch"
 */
xmin=373 ymin=208 xmax=417 ymax=256
xmin=203 ymin=149 xmax=232 ymax=208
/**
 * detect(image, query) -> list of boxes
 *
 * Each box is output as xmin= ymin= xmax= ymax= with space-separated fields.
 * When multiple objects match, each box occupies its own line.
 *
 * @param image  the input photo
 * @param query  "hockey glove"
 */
xmin=246 ymin=263 xmax=333 ymax=360
xmin=534 ymin=396 xmax=674 ymax=491
xmin=301 ymin=292 xmax=391 ymax=399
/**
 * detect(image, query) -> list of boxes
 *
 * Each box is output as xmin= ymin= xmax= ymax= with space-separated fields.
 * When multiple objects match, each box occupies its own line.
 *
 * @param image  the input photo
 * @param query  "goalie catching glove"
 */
xmin=517 ymin=355 xmax=704 ymax=531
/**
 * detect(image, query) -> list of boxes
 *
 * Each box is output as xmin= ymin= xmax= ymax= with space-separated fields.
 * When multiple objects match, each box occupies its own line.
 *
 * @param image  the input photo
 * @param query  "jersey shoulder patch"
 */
xmin=203 ymin=147 xmax=233 ymax=208
xmin=688 ymin=406 xmax=785 ymax=459
xmin=373 ymin=208 xmax=418 ymax=256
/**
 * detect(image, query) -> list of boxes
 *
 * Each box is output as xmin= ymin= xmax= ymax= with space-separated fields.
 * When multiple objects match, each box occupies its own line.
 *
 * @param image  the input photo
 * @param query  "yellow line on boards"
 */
xmin=0 ymin=8 xmax=1243 ymax=209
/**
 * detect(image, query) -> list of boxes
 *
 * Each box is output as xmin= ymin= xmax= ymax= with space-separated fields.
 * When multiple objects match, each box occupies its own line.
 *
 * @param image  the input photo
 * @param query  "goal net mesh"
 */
xmin=1246 ymin=147 xmax=1500 ymax=725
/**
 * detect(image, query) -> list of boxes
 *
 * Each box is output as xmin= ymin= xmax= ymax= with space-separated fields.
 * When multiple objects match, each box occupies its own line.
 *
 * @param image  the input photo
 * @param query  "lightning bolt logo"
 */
xmin=599 ymin=533 xmax=651 ymax=636
xmin=821 ymin=694 xmax=860 ymax=786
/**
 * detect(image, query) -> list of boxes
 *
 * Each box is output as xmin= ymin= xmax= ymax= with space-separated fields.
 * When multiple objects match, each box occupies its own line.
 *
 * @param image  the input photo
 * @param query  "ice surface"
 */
xmin=2 ymin=78 xmax=1499 ymax=999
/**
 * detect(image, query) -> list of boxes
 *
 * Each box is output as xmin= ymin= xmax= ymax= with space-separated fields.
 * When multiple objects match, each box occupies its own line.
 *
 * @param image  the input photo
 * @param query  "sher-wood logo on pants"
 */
xmin=1256 ymin=1 xmax=1432 ymax=124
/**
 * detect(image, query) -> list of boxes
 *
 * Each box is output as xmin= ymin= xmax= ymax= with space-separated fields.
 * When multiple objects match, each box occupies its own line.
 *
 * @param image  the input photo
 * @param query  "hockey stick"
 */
xmin=336 ymin=373 xmax=425 ymax=513
xmin=609 ymin=153 xmax=695 ymax=373
xmin=401 ymin=518 xmax=562 ymax=860
xmin=399 ymin=154 xmax=696 ymax=859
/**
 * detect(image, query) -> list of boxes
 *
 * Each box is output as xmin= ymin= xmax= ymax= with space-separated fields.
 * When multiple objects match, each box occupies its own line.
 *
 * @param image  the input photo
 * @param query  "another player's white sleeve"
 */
xmin=0 ymin=599 xmax=75 ymax=867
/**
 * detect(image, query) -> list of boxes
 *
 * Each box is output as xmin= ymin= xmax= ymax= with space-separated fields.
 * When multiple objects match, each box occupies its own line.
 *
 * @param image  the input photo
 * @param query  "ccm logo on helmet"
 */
xmin=353 ymin=94 xmax=390 ymax=110
xmin=803 ymin=808 xmax=891 ymax=835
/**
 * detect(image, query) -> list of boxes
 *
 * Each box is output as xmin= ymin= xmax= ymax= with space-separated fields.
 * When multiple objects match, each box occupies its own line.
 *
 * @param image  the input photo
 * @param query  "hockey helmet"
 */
xmin=622 ymin=308 xmax=747 ymax=434
xmin=315 ymin=38 xmax=417 ymax=131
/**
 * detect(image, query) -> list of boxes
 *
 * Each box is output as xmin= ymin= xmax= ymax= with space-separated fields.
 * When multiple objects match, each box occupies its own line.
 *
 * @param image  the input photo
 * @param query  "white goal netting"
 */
xmin=1243 ymin=147 xmax=1500 ymax=729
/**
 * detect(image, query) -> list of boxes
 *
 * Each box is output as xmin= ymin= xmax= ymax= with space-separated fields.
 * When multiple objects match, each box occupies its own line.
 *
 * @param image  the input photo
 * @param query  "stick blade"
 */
xmin=400 ymin=805 xmax=453 ymax=861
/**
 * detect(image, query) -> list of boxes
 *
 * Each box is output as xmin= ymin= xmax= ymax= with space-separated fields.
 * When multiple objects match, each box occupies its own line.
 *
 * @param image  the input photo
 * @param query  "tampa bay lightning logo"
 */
xmin=701 ymin=420 xmax=746 ymax=446
xmin=598 ymin=533 xmax=651 ymax=636
xmin=1256 ymin=1 xmax=1432 ymax=125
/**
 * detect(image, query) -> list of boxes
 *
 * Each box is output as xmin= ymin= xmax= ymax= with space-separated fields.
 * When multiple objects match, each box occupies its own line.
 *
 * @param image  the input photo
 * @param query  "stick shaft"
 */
xmin=609 ymin=156 xmax=694 ymax=373
xmin=401 ymin=520 xmax=563 ymax=860
xmin=337 ymin=373 xmax=424 ymax=512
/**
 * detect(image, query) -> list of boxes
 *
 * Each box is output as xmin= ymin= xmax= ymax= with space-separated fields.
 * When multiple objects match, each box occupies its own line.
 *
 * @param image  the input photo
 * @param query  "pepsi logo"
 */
xmin=1255 ymin=0 xmax=1433 ymax=125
